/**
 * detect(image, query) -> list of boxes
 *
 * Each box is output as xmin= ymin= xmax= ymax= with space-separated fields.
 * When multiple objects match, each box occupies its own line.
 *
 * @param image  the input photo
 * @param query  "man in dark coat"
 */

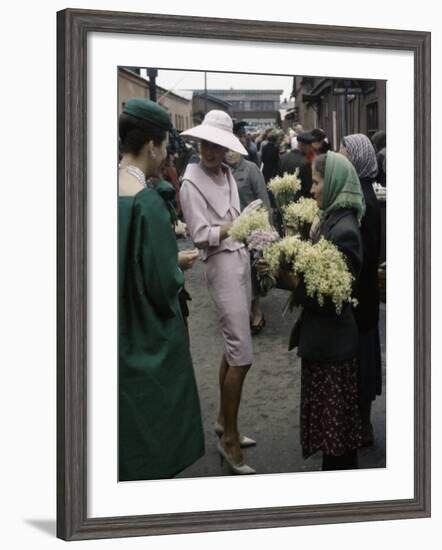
xmin=371 ymin=130 xmax=387 ymax=186
xmin=277 ymin=131 xmax=315 ymax=198
xmin=233 ymin=121 xmax=260 ymax=166
xmin=260 ymin=129 xmax=281 ymax=183
xmin=311 ymin=128 xmax=332 ymax=155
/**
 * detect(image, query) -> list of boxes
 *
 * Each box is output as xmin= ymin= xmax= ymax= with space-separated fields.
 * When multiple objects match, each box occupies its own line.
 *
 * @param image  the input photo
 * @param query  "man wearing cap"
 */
xmin=311 ymin=128 xmax=332 ymax=155
xmin=233 ymin=121 xmax=259 ymax=166
xmin=277 ymin=131 xmax=315 ymax=198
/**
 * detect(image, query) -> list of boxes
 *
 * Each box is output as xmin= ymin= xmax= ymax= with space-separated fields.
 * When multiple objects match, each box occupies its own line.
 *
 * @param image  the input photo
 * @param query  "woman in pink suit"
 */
xmin=180 ymin=111 xmax=259 ymax=475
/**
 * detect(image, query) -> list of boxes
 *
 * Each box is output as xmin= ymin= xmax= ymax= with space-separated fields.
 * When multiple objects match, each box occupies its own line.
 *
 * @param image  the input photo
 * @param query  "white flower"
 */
xmin=267 ymin=171 xmax=302 ymax=207
xmin=283 ymin=198 xmax=319 ymax=231
xmin=259 ymin=235 xmax=355 ymax=314
xmin=288 ymin=237 xmax=355 ymax=314
xmin=228 ymin=208 xmax=271 ymax=243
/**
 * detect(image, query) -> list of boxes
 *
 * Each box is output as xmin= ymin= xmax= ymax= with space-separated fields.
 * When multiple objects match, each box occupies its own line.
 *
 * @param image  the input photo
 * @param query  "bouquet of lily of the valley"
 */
xmin=282 ymin=198 xmax=319 ymax=240
xmin=256 ymin=235 xmax=356 ymax=314
xmin=246 ymin=229 xmax=280 ymax=295
xmin=282 ymin=236 xmax=356 ymax=314
xmin=267 ymin=170 xmax=302 ymax=208
xmin=228 ymin=208 xmax=271 ymax=243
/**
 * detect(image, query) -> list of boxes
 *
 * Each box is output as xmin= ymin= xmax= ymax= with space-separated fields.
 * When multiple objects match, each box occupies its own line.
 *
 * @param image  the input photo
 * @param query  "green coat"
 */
xmin=118 ymin=181 xmax=204 ymax=481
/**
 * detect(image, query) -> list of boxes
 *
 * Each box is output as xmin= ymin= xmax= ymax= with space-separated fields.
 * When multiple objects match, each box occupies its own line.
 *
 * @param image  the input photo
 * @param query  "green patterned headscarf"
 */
xmin=322 ymin=151 xmax=365 ymax=223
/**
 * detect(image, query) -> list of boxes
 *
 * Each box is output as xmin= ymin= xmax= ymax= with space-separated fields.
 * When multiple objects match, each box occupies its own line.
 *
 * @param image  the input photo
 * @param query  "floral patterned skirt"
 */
xmin=301 ymin=357 xmax=364 ymax=458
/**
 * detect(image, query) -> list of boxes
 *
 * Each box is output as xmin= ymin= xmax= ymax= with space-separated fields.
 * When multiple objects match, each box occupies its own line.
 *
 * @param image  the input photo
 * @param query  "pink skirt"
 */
xmin=205 ymin=248 xmax=253 ymax=366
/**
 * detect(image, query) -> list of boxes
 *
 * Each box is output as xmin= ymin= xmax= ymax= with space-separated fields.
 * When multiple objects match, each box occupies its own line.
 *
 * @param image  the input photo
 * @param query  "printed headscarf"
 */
xmin=342 ymin=133 xmax=378 ymax=180
xmin=322 ymin=151 xmax=366 ymax=223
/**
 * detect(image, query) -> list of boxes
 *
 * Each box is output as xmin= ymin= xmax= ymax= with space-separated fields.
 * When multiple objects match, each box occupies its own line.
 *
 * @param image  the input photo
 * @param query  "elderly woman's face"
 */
xmin=311 ymin=168 xmax=325 ymax=208
xmin=201 ymin=140 xmax=228 ymax=170
xmin=225 ymin=150 xmax=241 ymax=166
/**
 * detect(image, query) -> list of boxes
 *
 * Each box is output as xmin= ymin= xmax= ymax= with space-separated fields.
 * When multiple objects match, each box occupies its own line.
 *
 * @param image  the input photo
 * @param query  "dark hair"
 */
xmin=233 ymin=120 xmax=247 ymax=137
xmin=267 ymin=130 xmax=279 ymax=143
xmin=371 ymin=130 xmax=386 ymax=152
xmin=311 ymin=128 xmax=326 ymax=141
xmin=313 ymin=153 xmax=327 ymax=178
xmin=119 ymin=112 xmax=168 ymax=156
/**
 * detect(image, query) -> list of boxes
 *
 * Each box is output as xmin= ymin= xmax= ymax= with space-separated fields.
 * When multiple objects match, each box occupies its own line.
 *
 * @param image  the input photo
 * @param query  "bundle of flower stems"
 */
xmin=282 ymin=197 xmax=319 ymax=239
xmin=267 ymin=171 xmax=302 ymax=209
xmin=228 ymin=193 xmax=355 ymax=313
xmin=261 ymin=236 xmax=356 ymax=314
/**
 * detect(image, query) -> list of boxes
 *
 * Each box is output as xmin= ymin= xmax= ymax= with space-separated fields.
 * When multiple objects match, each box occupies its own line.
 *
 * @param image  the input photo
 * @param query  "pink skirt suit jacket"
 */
xmin=180 ymin=162 xmax=253 ymax=367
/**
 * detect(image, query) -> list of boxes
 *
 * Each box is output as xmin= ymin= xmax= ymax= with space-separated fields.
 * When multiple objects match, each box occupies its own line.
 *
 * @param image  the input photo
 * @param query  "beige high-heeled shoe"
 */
xmin=217 ymin=441 xmax=256 ymax=475
xmin=214 ymin=421 xmax=256 ymax=448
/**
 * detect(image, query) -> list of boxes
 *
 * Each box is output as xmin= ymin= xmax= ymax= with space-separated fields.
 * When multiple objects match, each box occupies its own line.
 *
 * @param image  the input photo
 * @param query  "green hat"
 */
xmin=123 ymin=98 xmax=172 ymax=131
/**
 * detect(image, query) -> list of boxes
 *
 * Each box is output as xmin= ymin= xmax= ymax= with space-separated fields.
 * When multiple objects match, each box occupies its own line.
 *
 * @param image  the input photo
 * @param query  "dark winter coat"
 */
xmin=290 ymin=209 xmax=363 ymax=362
xmin=230 ymin=156 xmax=271 ymax=211
xmin=277 ymin=149 xmax=313 ymax=198
xmin=261 ymin=141 xmax=280 ymax=183
xmin=353 ymin=177 xmax=381 ymax=333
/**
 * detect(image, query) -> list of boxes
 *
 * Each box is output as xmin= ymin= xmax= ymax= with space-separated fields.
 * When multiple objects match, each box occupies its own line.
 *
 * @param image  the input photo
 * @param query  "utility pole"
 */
xmin=147 ymin=68 xmax=158 ymax=102
xmin=204 ymin=72 xmax=208 ymax=115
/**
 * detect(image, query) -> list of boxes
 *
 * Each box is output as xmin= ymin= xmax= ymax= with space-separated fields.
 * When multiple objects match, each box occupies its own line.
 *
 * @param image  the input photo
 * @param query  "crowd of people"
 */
xmin=118 ymin=97 xmax=386 ymax=480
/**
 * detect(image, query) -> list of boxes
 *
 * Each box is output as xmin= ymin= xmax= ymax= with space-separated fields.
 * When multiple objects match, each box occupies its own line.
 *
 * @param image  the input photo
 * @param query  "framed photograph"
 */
xmin=57 ymin=8 xmax=431 ymax=541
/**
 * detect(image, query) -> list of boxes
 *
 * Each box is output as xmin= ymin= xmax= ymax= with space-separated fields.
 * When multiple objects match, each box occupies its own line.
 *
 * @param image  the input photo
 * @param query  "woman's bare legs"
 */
xmin=251 ymin=296 xmax=264 ymax=326
xmin=217 ymin=354 xmax=229 ymax=427
xmin=217 ymin=354 xmax=251 ymax=464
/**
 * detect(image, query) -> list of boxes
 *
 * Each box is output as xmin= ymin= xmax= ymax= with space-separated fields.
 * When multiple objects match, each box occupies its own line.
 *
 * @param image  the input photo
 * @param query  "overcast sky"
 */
xmin=140 ymin=69 xmax=295 ymax=103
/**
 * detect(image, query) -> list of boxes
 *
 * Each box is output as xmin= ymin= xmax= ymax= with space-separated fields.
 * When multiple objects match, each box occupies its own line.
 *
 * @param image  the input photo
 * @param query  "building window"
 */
xmin=366 ymin=102 xmax=378 ymax=137
xmin=250 ymin=100 xmax=275 ymax=111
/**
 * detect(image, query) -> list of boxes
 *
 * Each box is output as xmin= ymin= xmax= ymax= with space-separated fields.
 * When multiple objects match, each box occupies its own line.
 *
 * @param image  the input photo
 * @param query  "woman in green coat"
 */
xmin=118 ymin=98 xmax=204 ymax=481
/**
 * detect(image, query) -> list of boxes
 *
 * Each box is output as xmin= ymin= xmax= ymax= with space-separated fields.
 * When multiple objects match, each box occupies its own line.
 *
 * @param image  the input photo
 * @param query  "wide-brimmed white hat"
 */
xmin=181 ymin=110 xmax=248 ymax=155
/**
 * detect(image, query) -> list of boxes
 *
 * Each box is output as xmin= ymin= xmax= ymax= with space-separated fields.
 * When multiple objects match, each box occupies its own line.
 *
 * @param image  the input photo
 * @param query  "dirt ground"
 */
xmin=176 ymin=241 xmax=386 ymax=478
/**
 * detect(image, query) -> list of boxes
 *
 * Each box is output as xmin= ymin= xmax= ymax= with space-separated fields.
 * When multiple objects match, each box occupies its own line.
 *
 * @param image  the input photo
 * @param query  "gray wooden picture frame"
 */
xmin=57 ymin=8 xmax=431 ymax=541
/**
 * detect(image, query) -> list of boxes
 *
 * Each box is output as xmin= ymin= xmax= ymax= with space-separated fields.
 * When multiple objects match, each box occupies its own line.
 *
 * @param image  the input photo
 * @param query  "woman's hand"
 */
xmin=175 ymin=220 xmax=187 ymax=238
xmin=277 ymin=270 xmax=300 ymax=291
xmin=255 ymin=258 xmax=270 ymax=276
xmin=220 ymin=222 xmax=233 ymax=241
xmin=256 ymin=260 xmax=300 ymax=291
xmin=178 ymin=249 xmax=199 ymax=270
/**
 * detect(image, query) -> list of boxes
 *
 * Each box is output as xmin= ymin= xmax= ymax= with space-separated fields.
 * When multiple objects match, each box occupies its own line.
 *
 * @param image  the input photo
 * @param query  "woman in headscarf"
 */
xmin=340 ymin=133 xmax=382 ymax=446
xmin=118 ymin=98 xmax=204 ymax=481
xmin=258 ymin=151 xmax=365 ymax=470
xmin=179 ymin=110 xmax=258 ymax=475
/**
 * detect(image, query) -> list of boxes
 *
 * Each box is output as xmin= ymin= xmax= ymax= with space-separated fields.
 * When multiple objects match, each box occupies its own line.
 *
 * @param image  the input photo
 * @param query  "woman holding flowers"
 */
xmin=260 ymin=151 xmax=365 ymax=470
xmin=180 ymin=110 xmax=258 ymax=475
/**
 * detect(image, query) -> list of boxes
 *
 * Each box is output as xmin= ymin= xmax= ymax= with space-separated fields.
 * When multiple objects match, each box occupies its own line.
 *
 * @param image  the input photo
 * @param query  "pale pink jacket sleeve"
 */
xmin=179 ymin=181 xmax=221 ymax=249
